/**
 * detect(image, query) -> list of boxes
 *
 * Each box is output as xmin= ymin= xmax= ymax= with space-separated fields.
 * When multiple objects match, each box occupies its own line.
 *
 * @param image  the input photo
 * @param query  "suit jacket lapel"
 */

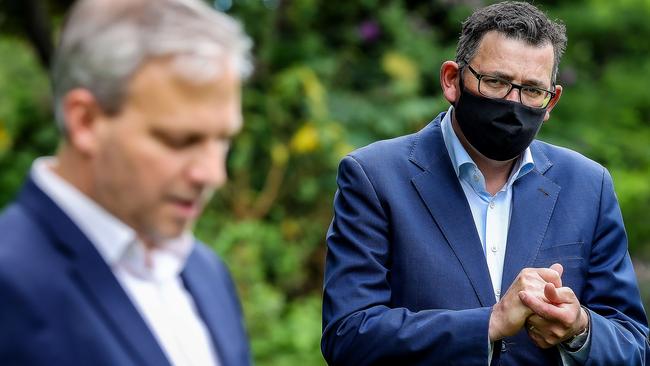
xmin=17 ymin=178 xmax=172 ymax=366
xmin=181 ymin=252 xmax=241 ymax=365
xmin=410 ymin=115 xmax=497 ymax=307
xmin=500 ymin=142 xmax=560 ymax=293
xmin=181 ymin=251 xmax=234 ymax=366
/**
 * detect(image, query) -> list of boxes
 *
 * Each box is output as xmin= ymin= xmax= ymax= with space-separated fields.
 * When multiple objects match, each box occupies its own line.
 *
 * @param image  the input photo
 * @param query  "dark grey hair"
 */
xmin=455 ymin=1 xmax=566 ymax=83
xmin=51 ymin=0 xmax=253 ymax=134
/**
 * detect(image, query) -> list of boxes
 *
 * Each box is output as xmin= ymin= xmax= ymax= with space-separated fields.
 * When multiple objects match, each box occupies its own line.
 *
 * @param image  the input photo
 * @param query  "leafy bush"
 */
xmin=1 ymin=0 xmax=650 ymax=364
xmin=0 ymin=37 xmax=57 ymax=203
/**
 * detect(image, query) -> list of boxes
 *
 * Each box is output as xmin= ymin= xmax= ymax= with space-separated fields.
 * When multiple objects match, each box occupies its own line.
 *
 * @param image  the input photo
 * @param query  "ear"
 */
xmin=543 ymin=84 xmax=562 ymax=122
xmin=62 ymin=89 xmax=105 ymax=156
xmin=440 ymin=61 xmax=462 ymax=105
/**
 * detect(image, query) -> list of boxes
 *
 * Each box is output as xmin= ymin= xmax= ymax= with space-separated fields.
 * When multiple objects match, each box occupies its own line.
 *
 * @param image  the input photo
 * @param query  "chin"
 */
xmin=162 ymin=226 xmax=189 ymax=239
xmin=144 ymin=223 xmax=190 ymax=243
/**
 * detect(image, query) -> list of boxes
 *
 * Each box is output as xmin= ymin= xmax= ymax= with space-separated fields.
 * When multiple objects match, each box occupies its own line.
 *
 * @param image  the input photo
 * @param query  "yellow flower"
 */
xmin=290 ymin=122 xmax=320 ymax=154
xmin=382 ymin=51 xmax=418 ymax=83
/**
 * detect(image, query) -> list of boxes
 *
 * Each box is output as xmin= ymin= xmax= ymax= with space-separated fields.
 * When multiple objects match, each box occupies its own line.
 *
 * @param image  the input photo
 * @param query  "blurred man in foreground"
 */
xmin=322 ymin=1 xmax=648 ymax=365
xmin=0 ymin=0 xmax=252 ymax=365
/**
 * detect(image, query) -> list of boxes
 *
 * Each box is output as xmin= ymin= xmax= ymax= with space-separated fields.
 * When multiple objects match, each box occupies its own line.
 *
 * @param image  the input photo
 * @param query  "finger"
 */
xmin=544 ymin=283 xmax=562 ymax=304
xmin=519 ymin=290 xmax=563 ymax=320
xmin=544 ymin=285 xmax=579 ymax=306
xmin=535 ymin=268 xmax=562 ymax=288
xmin=526 ymin=317 xmax=568 ymax=347
xmin=553 ymin=286 xmax=579 ymax=304
xmin=527 ymin=328 xmax=554 ymax=349
xmin=526 ymin=315 xmax=570 ymax=343
xmin=526 ymin=314 xmax=548 ymax=328
xmin=527 ymin=315 xmax=557 ymax=337
xmin=549 ymin=263 xmax=563 ymax=280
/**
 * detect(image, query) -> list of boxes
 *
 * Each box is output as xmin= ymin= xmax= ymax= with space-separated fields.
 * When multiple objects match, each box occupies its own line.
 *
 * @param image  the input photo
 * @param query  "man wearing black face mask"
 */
xmin=321 ymin=2 xmax=648 ymax=365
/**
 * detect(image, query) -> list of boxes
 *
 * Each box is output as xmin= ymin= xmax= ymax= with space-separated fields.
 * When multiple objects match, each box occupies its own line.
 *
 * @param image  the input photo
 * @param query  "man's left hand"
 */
xmin=519 ymin=281 xmax=589 ymax=349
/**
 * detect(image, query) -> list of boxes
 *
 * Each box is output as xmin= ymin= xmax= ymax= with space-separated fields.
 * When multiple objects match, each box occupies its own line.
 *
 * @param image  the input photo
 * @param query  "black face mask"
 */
xmin=454 ymin=78 xmax=547 ymax=161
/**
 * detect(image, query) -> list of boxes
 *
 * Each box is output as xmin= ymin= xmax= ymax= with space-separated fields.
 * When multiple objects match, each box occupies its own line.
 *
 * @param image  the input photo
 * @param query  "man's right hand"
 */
xmin=489 ymin=264 xmax=563 ymax=341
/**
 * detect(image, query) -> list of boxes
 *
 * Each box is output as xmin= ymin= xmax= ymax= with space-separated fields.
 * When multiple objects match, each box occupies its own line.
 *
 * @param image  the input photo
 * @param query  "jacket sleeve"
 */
xmin=581 ymin=168 xmax=649 ymax=365
xmin=321 ymin=155 xmax=493 ymax=366
xmin=0 ymin=264 xmax=43 ymax=365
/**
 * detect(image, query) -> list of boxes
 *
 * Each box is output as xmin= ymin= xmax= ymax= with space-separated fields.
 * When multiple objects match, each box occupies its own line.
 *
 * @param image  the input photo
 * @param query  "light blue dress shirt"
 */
xmin=440 ymin=107 xmax=590 ymax=365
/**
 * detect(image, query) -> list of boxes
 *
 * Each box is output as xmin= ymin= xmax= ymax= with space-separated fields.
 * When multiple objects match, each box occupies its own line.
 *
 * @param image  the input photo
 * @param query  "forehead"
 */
xmin=471 ymin=31 xmax=555 ymax=84
xmin=123 ymin=58 xmax=242 ymax=132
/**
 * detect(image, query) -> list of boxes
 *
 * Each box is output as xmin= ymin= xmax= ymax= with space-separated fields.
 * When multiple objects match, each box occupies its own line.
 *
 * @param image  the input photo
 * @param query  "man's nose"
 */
xmin=503 ymin=86 xmax=521 ymax=103
xmin=188 ymin=141 xmax=228 ymax=188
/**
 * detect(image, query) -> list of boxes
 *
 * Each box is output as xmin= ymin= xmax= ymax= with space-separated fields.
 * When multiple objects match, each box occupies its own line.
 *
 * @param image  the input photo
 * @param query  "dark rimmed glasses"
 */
xmin=465 ymin=64 xmax=556 ymax=108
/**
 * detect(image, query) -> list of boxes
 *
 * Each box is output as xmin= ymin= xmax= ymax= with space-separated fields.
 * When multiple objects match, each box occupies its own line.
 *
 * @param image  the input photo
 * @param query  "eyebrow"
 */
xmin=156 ymin=115 xmax=243 ymax=137
xmin=489 ymin=70 xmax=549 ymax=89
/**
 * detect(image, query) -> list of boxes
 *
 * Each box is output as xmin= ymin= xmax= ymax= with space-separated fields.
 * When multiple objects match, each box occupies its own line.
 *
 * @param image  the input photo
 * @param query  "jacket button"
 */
xmin=501 ymin=342 xmax=507 ymax=353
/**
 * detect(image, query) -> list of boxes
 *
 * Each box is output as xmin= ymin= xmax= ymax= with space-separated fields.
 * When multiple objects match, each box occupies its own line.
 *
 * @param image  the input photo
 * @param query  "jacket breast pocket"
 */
xmin=532 ymin=241 xmax=584 ymax=269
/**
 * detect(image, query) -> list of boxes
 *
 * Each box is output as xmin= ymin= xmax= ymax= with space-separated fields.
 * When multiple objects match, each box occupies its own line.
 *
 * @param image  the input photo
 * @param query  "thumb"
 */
xmin=550 ymin=263 xmax=563 ymax=283
xmin=544 ymin=282 xmax=562 ymax=304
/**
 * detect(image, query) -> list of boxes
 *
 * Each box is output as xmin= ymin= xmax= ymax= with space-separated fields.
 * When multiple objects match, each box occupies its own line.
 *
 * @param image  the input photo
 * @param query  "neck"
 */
xmin=54 ymin=145 xmax=160 ymax=250
xmin=53 ymin=144 xmax=96 ymax=198
xmin=451 ymin=116 xmax=516 ymax=195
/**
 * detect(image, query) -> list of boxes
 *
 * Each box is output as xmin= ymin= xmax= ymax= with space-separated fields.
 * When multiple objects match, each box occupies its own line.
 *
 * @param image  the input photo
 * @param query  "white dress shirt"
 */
xmin=440 ymin=108 xmax=590 ymax=365
xmin=31 ymin=157 xmax=220 ymax=366
xmin=440 ymin=107 xmax=534 ymax=303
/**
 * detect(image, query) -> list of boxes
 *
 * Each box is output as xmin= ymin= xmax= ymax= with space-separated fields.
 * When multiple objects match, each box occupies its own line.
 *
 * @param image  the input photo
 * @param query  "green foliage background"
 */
xmin=1 ymin=0 xmax=649 ymax=364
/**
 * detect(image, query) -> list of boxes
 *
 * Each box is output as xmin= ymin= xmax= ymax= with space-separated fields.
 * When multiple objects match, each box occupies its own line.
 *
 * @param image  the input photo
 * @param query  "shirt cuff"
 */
xmin=487 ymin=341 xmax=493 ymax=365
xmin=558 ymin=307 xmax=592 ymax=365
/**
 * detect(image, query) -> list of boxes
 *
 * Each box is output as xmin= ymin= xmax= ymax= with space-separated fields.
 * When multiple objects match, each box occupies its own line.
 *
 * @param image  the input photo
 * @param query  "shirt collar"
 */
xmin=120 ymin=232 xmax=194 ymax=282
xmin=440 ymin=106 xmax=535 ymax=189
xmin=31 ymin=157 xmax=194 ymax=281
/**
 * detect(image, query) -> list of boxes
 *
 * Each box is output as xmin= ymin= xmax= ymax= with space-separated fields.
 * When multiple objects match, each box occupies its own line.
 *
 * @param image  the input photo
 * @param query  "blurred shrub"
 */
xmin=1 ymin=0 xmax=649 ymax=364
xmin=0 ymin=37 xmax=56 ymax=204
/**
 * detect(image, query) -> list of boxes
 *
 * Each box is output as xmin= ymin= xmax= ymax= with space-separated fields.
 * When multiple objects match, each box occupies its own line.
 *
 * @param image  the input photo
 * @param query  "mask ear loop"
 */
xmin=455 ymin=64 xmax=466 ymax=110
xmin=458 ymin=64 xmax=465 ymax=89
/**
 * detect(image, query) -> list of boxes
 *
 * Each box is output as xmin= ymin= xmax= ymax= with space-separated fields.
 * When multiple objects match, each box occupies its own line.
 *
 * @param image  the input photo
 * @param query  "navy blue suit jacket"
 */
xmin=0 ymin=177 xmax=251 ymax=366
xmin=322 ymin=113 xmax=649 ymax=365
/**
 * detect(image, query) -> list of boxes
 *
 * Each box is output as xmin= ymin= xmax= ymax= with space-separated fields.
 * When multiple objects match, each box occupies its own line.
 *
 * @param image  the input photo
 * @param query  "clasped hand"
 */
xmin=488 ymin=263 xmax=589 ymax=349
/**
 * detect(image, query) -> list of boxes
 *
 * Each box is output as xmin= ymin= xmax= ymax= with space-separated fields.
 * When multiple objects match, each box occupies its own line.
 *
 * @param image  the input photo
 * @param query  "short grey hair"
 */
xmin=456 ymin=1 xmax=566 ymax=83
xmin=51 ymin=0 xmax=253 ymax=134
